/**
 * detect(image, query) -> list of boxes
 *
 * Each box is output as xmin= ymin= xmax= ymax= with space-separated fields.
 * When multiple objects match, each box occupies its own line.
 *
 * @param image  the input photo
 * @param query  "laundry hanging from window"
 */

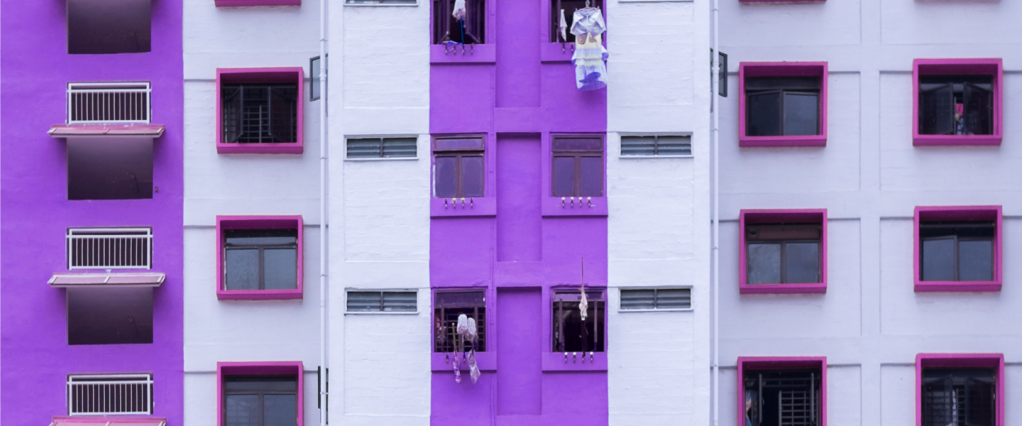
xmin=570 ymin=5 xmax=608 ymax=91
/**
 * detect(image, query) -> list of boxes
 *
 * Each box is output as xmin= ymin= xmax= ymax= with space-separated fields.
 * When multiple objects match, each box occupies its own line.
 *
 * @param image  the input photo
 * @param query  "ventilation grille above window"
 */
xmin=346 ymin=137 xmax=418 ymax=159
xmin=67 ymin=374 xmax=153 ymax=416
xmin=620 ymin=288 xmax=691 ymax=310
xmin=621 ymin=135 xmax=692 ymax=156
xmin=347 ymin=291 xmax=417 ymax=312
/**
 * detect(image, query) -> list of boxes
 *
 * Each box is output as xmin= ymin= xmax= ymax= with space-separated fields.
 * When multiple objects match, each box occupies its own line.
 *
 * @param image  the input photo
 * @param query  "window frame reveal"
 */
xmin=914 ymin=206 xmax=1002 ymax=293
xmin=740 ymin=209 xmax=827 ymax=295
xmin=216 ymin=216 xmax=304 ymax=301
xmin=217 ymin=362 xmax=304 ymax=426
xmin=739 ymin=62 xmax=828 ymax=148
xmin=216 ymin=68 xmax=304 ymax=154
xmin=738 ymin=357 xmax=827 ymax=426
xmin=916 ymin=354 xmax=1004 ymax=426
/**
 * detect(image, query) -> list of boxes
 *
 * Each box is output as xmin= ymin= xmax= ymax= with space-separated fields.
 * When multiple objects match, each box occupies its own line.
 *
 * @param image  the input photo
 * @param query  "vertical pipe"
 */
xmin=319 ymin=0 xmax=330 ymax=424
xmin=711 ymin=0 xmax=721 ymax=425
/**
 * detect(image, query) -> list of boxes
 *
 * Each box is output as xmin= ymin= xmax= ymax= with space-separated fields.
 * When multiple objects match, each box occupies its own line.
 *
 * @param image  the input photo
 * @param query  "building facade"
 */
xmin=717 ymin=1 xmax=1022 ymax=426
xmin=1 ymin=0 xmax=185 ymax=425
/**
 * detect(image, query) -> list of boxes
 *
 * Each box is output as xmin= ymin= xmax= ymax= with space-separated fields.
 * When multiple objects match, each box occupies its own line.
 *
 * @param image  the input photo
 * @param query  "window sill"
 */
xmin=739 ymin=134 xmax=826 ymax=148
xmin=431 ymin=197 xmax=497 ymax=217
xmin=430 ymin=44 xmax=496 ymax=64
xmin=619 ymin=154 xmax=694 ymax=160
xmin=344 ymin=311 xmax=419 ymax=315
xmin=215 ymin=0 xmax=300 ymax=6
xmin=217 ymin=142 xmax=303 ymax=154
xmin=618 ymin=308 xmax=694 ymax=313
xmin=217 ymin=288 xmax=303 ymax=301
xmin=541 ymin=43 xmax=576 ymax=64
xmin=740 ymin=282 xmax=826 ymax=295
xmin=541 ymin=196 xmax=608 ymax=217
xmin=541 ymin=352 xmax=607 ymax=372
xmin=915 ymin=280 xmax=1001 ymax=293
xmin=913 ymin=134 xmax=1002 ymax=147
xmin=431 ymin=351 xmax=497 ymax=372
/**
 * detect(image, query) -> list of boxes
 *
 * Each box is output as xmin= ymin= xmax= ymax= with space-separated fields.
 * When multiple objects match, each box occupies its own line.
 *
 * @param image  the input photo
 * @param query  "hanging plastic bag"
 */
xmin=467 ymin=349 xmax=481 ymax=384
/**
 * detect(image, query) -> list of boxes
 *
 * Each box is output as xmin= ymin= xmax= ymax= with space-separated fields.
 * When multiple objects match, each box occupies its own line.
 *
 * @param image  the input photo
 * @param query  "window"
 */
xmin=914 ymin=206 xmax=1001 ymax=292
xmin=347 ymin=137 xmax=417 ymax=159
xmin=347 ymin=291 xmax=417 ymax=312
xmin=549 ymin=0 xmax=603 ymax=42
xmin=433 ymin=0 xmax=485 ymax=44
xmin=739 ymin=62 xmax=828 ymax=147
xmin=913 ymin=59 xmax=1002 ymax=146
xmin=310 ymin=56 xmax=322 ymax=102
xmin=67 ymin=228 xmax=153 ymax=270
xmin=434 ymin=291 xmax=486 ymax=352
xmin=740 ymin=210 xmax=827 ymax=294
xmin=67 ymin=0 xmax=151 ymax=54
xmin=68 ymin=287 xmax=153 ymax=345
xmin=917 ymin=354 xmax=1003 ymax=426
xmin=552 ymin=136 xmax=604 ymax=197
xmin=552 ymin=290 xmax=605 ymax=353
xmin=620 ymin=135 xmax=692 ymax=157
xmin=67 ymin=137 xmax=153 ymax=200
xmin=743 ymin=368 xmax=822 ymax=426
xmin=433 ymin=137 xmax=485 ymax=198
xmin=217 ymin=69 xmax=304 ymax=154
xmin=217 ymin=362 xmax=303 ymax=426
xmin=217 ymin=216 xmax=303 ymax=300
xmin=68 ymin=374 xmax=153 ymax=415
xmin=620 ymin=288 xmax=691 ymax=310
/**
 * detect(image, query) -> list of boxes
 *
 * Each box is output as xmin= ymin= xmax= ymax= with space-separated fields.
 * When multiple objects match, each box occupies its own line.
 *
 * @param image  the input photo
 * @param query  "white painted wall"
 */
xmin=719 ymin=1 xmax=1022 ymax=425
xmin=606 ymin=0 xmax=711 ymax=424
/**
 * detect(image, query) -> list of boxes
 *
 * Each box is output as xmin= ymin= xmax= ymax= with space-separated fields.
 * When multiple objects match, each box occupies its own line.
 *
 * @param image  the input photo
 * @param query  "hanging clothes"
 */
xmin=559 ymin=9 xmax=568 ymax=43
xmin=570 ymin=7 xmax=608 ymax=91
xmin=452 ymin=0 xmax=466 ymax=20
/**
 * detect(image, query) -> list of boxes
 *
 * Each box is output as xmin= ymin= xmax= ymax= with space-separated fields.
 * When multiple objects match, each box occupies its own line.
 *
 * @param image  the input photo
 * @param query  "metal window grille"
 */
xmin=67 ymin=82 xmax=151 ymax=124
xmin=346 ymin=137 xmax=418 ymax=159
xmin=621 ymin=135 xmax=692 ymax=156
xmin=67 ymin=228 xmax=153 ymax=270
xmin=779 ymin=389 xmax=814 ymax=426
xmin=67 ymin=374 xmax=153 ymax=416
xmin=434 ymin=291 xmax=486 ymax=352
xmin=433 ymin=0 xmax=485 ymax=44
xmin=347 ymin=291 xmax=417 ymax=312
xmin=221 ymin=84 xmax=298 ymax=144
xmin=745 ymin=370 xmax=821 ymax=426
xmin=620 ymin=288 xmax=691 ymax=310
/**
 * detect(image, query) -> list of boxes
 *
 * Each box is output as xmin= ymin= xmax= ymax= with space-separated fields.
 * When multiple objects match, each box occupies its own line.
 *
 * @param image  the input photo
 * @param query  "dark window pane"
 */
xmin=433 ymin=0 xmax=485 ymax=44
xmin=747 ymin=243 xmax=781 ymax=284
xmin=68 ymin=138 xmax=153 ymax=200
xmin=964 ymin=83 xmax=993 ymax=135
xmin=579 ymin=156 xmax=603 ymax=197
xmin=263 ymin=248 xmax=298 ymax=290
xmin=67 ymin=0 xmax=151 ymax=54
xmin=434 ymin=291 xmax=487 ymax=352
xmin=224 ymin=395 xmax=260 ymax=426
xmin=263 ymin=394 xmax=298 ymax=426
xmin=225 ymin=249 xmax=260 ymax=290
xmin=553 ymin=298 xmax=605 ymax=352
xmin=966 ymin=377 xmax=996 ymax=426
xmin=785 ymin=242 xmax=820 ymax=283
xmin=920 ymin=84 xmax=955 ymax=135
xmin=783 ymin=92 xmax=819 ymax=135
xmin=922 ymin=237 xmax=955 ymax=281
xmin=552 ymin=157 xmax=576 ymax=197
xmin=959 ymin=239 xmax=993 ymax=281
xmin=461 ymin=155 xmax=485 ymax=197
xmin=310 ymin=57 xmax=321 ymax=101
xmin=747 ymin=92 xmax=782 ymax=136
xmin=67 ymin=287 xmax=153 ymax=345
xmin=434 ymin=157 xmax=457 ymax=198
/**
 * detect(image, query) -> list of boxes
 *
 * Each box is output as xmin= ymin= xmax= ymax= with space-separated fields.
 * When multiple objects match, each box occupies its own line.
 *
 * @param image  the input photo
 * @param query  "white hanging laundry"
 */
xmin=570 ymin=8 xmax=608 ymax=91
xmin=579 ymin=286 xmax=589 ymax=321
xmin=466 ymin=317 xmax=478 ymax=344
xmin=559 ymin=9 xmax=568 ymax=43
xmin=452 ymin=0 xmax=467 ymax=20
xmin=456 ymin=314 xmax=469 ymax=336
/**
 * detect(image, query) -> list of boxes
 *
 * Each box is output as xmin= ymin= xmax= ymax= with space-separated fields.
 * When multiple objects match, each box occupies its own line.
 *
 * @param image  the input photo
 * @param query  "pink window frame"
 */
xmin=216 ymin=68 xmax=304 ymax=154
xmin=916 ymin=353 xmax=1004 ymax=426
xmin=739 ymin=62 xmax=828 ymax=148
xmin=542 ymin=133 xmax=609 ymax=217
xmin=430 ymin=134 xmax=497 ymax=217
xmin=215 ymin=0 xmax=301 ymax=7
xmin=216 ymin=362 xmax=304 ymax=426
xmin=430 ymin=287 xmax=497 ymax=372
xmin=739 ymin=209 xmax=828 ymax=294
xmin=912 ymin=59 xmax=1003 ymax=147
xmin=736 ymin=357 xmax=827 ymax=426
xmin=913 ymin=206 xmax=1002 ymax=293
xmin=541 ymin=286 xmax=608 ymax=372
xmin=216 ymin=215 xmax=304 ymax=300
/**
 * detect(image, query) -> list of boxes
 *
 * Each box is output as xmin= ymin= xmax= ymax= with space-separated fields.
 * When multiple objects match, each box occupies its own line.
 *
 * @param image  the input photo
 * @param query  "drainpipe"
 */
xmin=318 ymin=0 xmax=329 ymax=423
xmin=710 ymin=0 xmax=721 ymax=426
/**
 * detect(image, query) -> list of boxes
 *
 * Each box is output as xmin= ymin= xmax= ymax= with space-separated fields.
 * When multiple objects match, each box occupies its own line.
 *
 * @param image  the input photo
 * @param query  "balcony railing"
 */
xmin=67 ymin=82 xmax=151 ymax=124
xmin=67 ymin=228 xmax=153 ymax=270
xmin=67 ymin=374 xmax=154 ymax=416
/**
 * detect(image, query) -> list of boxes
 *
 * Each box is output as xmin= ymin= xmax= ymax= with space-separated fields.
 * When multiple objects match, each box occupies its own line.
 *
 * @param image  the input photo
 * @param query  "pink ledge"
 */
xmin=912 ymin=59 xmax=1003 ymax=147
xmin=737 ymin=357 xmax=828 ymax=426
xmin=739 ymin=209 xmax=828 ymax=295
xmin=216 ymin=215 xmax=304 ymax=300
xmin=916 ymin=354 xmax=1004 ymax=426
xmin=913 ymin=206 xmax=1002 ymax=293
xmin=431 ymin=352 xmax=497 ymax=372
xmin=739 ymin=62 xmax=828 ymax=148
xmin=217 ymin=362 xmax=304 ymax=426
xmin=430 ymin=197 xmax=497 ymax=217
xmin=216 ymin=68 xmax=304 ymax=154
xmin=215 ymin=0 xmax=300 ymax=6
xmin=541 ymin=352 xmax=608 ymax=372
xmin=430 ymin=44 xmax=496 ymax=64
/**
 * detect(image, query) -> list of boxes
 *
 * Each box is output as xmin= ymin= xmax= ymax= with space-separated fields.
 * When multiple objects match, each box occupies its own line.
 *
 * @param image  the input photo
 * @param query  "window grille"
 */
xmin=346 ymin=137 xmax=418 ymax=159
xmin=433 ymin=0 xmax=485 ymax=44
xmin=347 ymin=291 xmax=417 ymax=312
xmin=67 ymin=82 xmax=151 ymax=124
xmin=620 ymin=288 xmax=691 ymax=310
xmin=434 ymin=291 xmax=486 ymax=352
xmin=221 ymin=84 xmax=298 ymax=144
xmin=921 ymin=368 xmax=996 ymax=426
xmin=621 ymin=135 xmax=692 ymax=156
xmin=744 ymin=369 xmax=820 ymax=426
xmin=67 ymin=228 xmax=153 ymax=270
xmin=67 ymin=374 xmax=153 ymax=416
xmin=552 ymin=291 xmax=605 ymax=353
xmin=919 ymin=75 xmax=993 ymax=136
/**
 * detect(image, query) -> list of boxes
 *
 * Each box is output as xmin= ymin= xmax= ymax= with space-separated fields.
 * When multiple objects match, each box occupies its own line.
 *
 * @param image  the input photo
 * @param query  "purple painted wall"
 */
xmin=429 ymin=0 xmax=609 ymax=421
xmin=1 ymin=0 xmax=183 ymax=424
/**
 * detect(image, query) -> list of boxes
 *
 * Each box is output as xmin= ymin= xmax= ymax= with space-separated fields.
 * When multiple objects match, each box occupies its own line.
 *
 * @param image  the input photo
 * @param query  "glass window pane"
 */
xmin=226 ymin=249 xmax=260 ymax=290
xmin=311 ymin=57 xmax=321 ymax=101
xmin=747 ymin=92 xmax=782 ymax=136
xmin=783 ymin=92 xmax=819 ymax=136
xmin=922 ymin=237 xmax=955 ymax=281
xmin=552 ymin=156 xmax=576 ymax=197
xmin=785 ymin=242 xmax=820 ymax=283
xmin=434 ymin=156 xmax=457 ymax=198
xmin=920 ymin=84 xmax=955 ymax=135
xmin=461 ymin=156 xmax=485 ymax=197
xmin=224 ymin=394 xmax=260 ymax=426
xmin=747 ymin=243 xmax=781 ymax=284
xmin=579 ymin=156 xmax=603 ymax=197
xmin=959 ymin=239 xmax=993 ymax=281
xmin=263 ymin=394 xmax=298 ymax=426
xmin=264 ymin=248 xmax=298 ymax=290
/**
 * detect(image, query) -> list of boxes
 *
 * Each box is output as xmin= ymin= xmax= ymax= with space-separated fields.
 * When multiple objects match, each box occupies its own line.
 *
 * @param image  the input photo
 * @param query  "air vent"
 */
xmin=346 ymin=137 xmax=418 ymax=159
xmin=347 ymin=291 xmax=417 ymax=312
xmin=621 ymin=135 xmax=691 ymax=156
xmin=620 ymin=288 xmax=691 ymax=310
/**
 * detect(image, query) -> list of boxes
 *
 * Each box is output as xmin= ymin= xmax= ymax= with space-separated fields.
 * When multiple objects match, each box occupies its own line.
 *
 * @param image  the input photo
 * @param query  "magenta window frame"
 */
xmin=913 ymin=59 xmax=1003 ymax=147
xmin=216 ymin=215 xmax=304 ymax=300
xmin=216 ymin=68 xmax=304 ymax=154
xmin=214 ymin=0 xmax=301 ymax=7
xmin=216 ymin=362 xmax=304 ymax=426
xmin=541 ymin=133 xmax=609 ymax=217
xmin=736 ymin=357 xmax=827 ymax=426
xmin=915 ymin=353 xmax=1004 ymax=426
xmin=913 ymin=206 xmax=1002 ymax=293
xmin=430 ymin=287 xmax=497 ymax=372
xmin=739 ymin=62 xmax=828 ymax=148
xmin=739 ymin=209 xmax=828 ymax=294
xmin=430 ymin=134 xmax=497 ymax=217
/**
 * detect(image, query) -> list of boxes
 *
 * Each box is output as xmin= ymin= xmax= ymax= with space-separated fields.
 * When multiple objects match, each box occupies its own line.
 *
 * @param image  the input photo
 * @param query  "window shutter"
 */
xmin=346 ymin=291 xmax=383 ymax=312
xmin=382 ymin=291 xmax=417 ymax=312
xmin=347 ymin=291 xmax=417 ymax=312
xmin=222 ymin=87 xmax=243 ymax=143
xmin=347 ymin=138 xmax=417 ymax=158
xmin=381 ymin=138 xmax=417 ymax=158
xmin=620 ymin=289 xmax=655 ymax=309
xmin=964 ymin=83 xmax=993 ymax=136
xmin=921 ymin=84 xmax=955 ymax=135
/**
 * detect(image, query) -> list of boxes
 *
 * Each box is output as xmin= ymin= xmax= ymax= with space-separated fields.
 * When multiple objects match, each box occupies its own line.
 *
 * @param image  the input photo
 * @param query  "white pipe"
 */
xmin=711 ymin=0 xmax=721 ymax=425
xmin=318 ymin=0 xmax=329 ymax=423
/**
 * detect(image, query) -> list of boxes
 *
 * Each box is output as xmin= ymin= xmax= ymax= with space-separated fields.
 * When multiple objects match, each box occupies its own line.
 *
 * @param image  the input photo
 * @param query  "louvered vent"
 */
xmin=347 ymin=291 xmax=417 ymax=312
xmin=346 ymin=137 xmax=418 ymax=159
xmin=620 ymin=288 xmax=691 ymax=310
xmin=621 ymin=135 xmax=691 ymax=156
